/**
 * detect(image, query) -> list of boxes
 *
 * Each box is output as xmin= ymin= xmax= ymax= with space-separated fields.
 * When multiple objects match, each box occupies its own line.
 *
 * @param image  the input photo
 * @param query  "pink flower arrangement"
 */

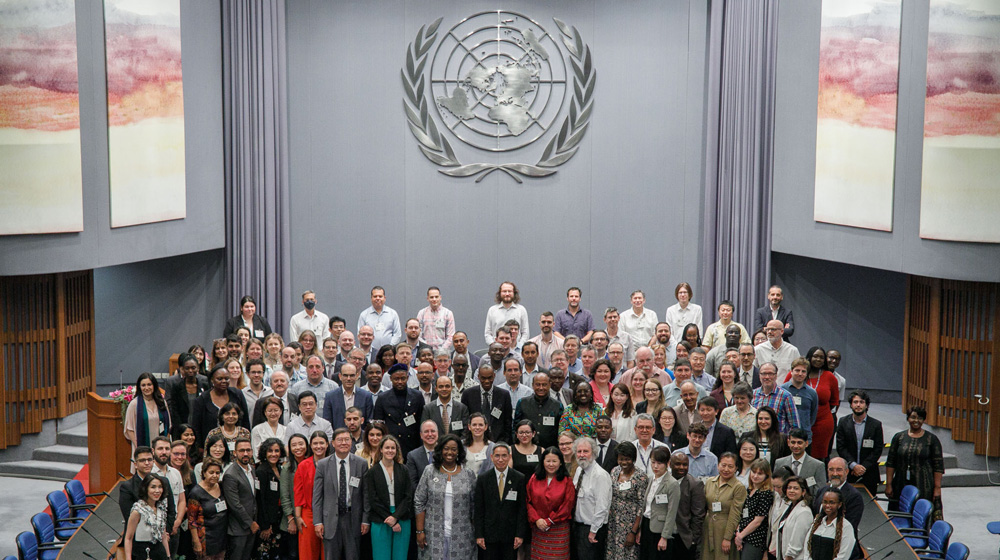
xmin=108 ymin=385 xmax=137 ymax=423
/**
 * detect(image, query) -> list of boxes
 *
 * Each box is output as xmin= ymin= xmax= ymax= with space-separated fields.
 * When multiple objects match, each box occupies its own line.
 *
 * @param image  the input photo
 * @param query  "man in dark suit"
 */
xmin=545 ymin=367 xmax=576 ymax=408
xmin=474 ymin=443 xmax=528 ymax=560
xmin=736 ymin=344 xmax=762 ymax=389
xmin=405 ymin=420 xmax=439 ymax=489
xmin=222 ymin=438 xmax=258 ymax=560
xmin=812 ymin=458 xmax=864 ymax=560
xmin=835 ymin=390 xmax=884 ymax=496
xmin=162 ymin=353 xmax=208 ymax=437
xmin=670 ymin=451 xmax=706 ymax=560
xmin=372 ymin=363 xmax=425 ymax=456
xmin=594 ymin=416 xmax=619 ymax=472
xmin=119 ymin=446 xmax=176 ymax=530
xmin=314 ymin=428 xmax=369 ymax=560
xmin=451 ymin=331 xmax=480 ymax=370
xmin=461 ymin=364 xmax=513 ymax=443
xmin=322 ymin=363 xmax=375 ymax=430
xmin=697 ymin=396 xmax=738 ymax=456
xmin=753 ymin=286 xmax=795 ymax=341
xmin=251 ymin=370 xmax=297 ymax=426
xmin=422 ymin=375 xmax=470 ymax=436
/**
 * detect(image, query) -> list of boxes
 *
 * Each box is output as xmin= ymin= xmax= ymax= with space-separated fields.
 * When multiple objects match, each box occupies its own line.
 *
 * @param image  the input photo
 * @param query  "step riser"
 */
xmin=0 ymin=465 xmax=78 ymax=482
xmin=32 ymin=449 xmax=87 ymax=465
xmin=56 ymin=432 xmax=87 ymax=448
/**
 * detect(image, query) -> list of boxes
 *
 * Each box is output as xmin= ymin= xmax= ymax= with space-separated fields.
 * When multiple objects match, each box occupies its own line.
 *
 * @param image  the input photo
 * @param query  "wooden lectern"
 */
xmin=86 ymin=392 xmax=133 ymax=493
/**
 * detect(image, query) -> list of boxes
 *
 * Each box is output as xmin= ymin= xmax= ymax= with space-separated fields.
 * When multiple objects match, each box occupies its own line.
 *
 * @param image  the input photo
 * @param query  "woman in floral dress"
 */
xmin=605 ymin=442 xmax=648 ymax=560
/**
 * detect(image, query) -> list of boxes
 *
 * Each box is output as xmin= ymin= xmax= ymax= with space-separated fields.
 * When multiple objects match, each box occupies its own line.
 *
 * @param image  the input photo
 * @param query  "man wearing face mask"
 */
xmin=289 ymin=290 xmax=330 ymax=341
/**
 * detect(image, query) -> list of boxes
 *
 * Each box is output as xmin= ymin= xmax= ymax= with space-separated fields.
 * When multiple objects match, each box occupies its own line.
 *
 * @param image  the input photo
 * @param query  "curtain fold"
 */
xmin=222 ymin=0 xmax=292 ymax=332
xmin=700 ymin=0 xmax=778 ymax=328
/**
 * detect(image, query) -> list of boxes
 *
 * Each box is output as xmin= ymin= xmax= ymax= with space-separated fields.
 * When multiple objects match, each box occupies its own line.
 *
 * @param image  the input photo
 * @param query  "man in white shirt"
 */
xmin=753 ymin=320 xmax=800 ymax=377
xmin=603 ymin=308 xmax=636 ymax=366
xmin=289 ymin=290 xmax=329 ymax=342
xmin=285 ymin=391 xmax=334 ymax=442
xmin=633 ymin=414 xmax=666 ymax=476
xmin=528 ymin=312 xmax=563 ymax=369
xmin=242 ymin=359 xmax=274 ymax=414
xmin=432 ymin=349 xmax=453 ymax=378
xmin=484 ymin=281 xmax=530 ymax=346
xmin=497 ymin=357 xmax=533 ymax=407
xmin=357 ymin=326 xmax=376 ymax=365
xmin=327 ymin=316 xmax=347 ymax=350
xmin=151 ymin=436 xmax=185 ymax=553
xmin=357 ymin=286 xmax=401 ymax=349
xmin=413 ymin=361 xmax=436 ymax=404
xmin=620 ymin=290 xmax=659 ymax=350
xmin=572 ymin=437 xmax=613 ymax=560
xmin=415 ymin=286 xmax=456 ymax=352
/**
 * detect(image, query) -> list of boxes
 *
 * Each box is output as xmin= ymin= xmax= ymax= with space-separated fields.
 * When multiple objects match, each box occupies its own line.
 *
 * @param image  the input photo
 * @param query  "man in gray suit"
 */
xmin=406 ymin=420 xmax=439 ymax=489
xmin=422 ymin=375 xmax=469 ymax=436
xmin=774 ymin=428 xmax=827 ymax=492
xmin=314 ymin=428 xmax=370 ymax=560
xmin=222 ymin=438 xmax=258 ymax=560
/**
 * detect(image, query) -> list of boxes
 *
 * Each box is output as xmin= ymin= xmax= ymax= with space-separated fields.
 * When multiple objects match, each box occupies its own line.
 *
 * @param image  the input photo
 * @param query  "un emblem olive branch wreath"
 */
xmin=401 ymin=17 xmax=596 ymax=183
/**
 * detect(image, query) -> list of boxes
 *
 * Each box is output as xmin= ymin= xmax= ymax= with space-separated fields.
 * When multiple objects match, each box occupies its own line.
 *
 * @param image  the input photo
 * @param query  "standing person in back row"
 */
xmin=555 ymin=287 xmax=594 ymax=343
xmin=665 ymin=283 xmax=704 ymax=346
xmin=358 ymin=286 xmax=402 ymax=350
xmin=703 ymin=301 xmax=751 ymax=351
xmin=290 ymin=290 xmax=331 ymax=342
xmin=620 ymin=291 xmax=658 ymax=350
xmin=752 ymin=286 xmax=795 ymax=342
xmin=485 ymin=281 xmax=530 ymax=347
xmin=416 ymin=286 xmax=456 ymax=353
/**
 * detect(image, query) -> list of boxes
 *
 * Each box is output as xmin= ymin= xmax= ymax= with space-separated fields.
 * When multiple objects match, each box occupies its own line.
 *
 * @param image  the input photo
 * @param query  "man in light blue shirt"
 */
xmin=781 ymin=359 xmax=818 ymax=441
xmin=290 ymin=356 xmax=338 ymax=410
xmin=357 ymin=285 xmax=401 ymax=349
xmin=677 ymin=422 xmax=718 ymax=479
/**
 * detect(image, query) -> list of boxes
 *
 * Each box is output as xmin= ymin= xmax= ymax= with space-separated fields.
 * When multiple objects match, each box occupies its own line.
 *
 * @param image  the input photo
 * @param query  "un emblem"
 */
xmin=402 ymin=13 xmax=596 ymax=182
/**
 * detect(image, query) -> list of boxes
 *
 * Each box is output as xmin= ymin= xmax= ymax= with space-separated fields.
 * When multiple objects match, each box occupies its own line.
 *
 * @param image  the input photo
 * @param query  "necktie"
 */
xmin=441 ymin=403 xmax=450 ymax=431
xmin=793 ymin=460 xmax=801 ymax=475
xmin=498 ymin=472 xmax=505 ymax=499
xmin=598 ymin=444 xmax=606 ymax=465
xmin=483 ymin=391 xmax=492 ymax=420
xmin=338 ymin=459 xmax=348 ymax=514
xmin=427 ymin=450 xmax=433 ymax=465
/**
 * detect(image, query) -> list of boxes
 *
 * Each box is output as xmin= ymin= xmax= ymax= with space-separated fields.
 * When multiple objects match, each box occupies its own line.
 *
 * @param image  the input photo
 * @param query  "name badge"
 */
xmin=712 ymin=502 xmax=722 ymax=512
xmin=403 ymin=415 xmax=416 ymax=426
xmin=542 ymin=416 xmax=555 ymax=426
xmin=862 ymin=438 xmax=875 ymax=448
xmin=215 ymin=500 xmax=227 ymax=512
xmin=227 ymin=441 xmax=236 ymax=451
xmin=270 ymin=481 xmax=278 ymax=491
xmin=793 ymin=396 xmax=802 ymax=406
xmin=743 ymin=508 xmax=750 ymax=518
xmin=435 ymin=318 xmax=446 ymax=329
xmin=505 ymin=490 xmax=518 ymax=501
xmin=254 ymin=480 xmax=260 ymax=490
xmin=806 ymin=476 xmax=817 ymax=487
xmin=255 ymin=329 xmax=264 ymax=338
xmin=619 ymin=481 xmax=632 ymax=491
xmin=526 ymin=454 xmax=539 ymax=463
xmin=655 ymin=494 xmax=669 ymax=504
xmin=473 ymin=451 xmax=486 ymax=460
xmin=491 ymin=407 xmax=502 ymax=419
xmin=676 ymin=399 xmax=683 ymax=407
xmin=451 ymin=421 xmax=465 ymax=431
xmin=375 ymin=323 xmax=386 ymax=331
xmin=349 ymin=476 xmax=361 ymax=488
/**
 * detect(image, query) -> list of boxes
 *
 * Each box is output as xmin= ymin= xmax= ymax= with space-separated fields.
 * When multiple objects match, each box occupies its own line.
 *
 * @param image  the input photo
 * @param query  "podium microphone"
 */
xmin=858 ymin=516 xmax=896 ymax=540
xmin=866 ymin=535 xmax=907 ymax=559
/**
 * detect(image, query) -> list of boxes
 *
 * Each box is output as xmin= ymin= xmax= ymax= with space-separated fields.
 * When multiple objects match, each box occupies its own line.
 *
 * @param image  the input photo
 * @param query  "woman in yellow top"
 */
xmin=702 ymin=452 xmax=748 ymax=560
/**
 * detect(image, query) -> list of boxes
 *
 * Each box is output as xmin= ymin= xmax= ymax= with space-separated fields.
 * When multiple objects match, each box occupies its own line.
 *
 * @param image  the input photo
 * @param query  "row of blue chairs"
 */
xmin=7 ymin=480 xmax=102 ymax=560
xmin=886 ymin=484 xmax=969 ymax=560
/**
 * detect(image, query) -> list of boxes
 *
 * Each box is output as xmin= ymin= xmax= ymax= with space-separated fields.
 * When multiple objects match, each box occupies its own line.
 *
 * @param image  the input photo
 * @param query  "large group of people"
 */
xmin=118 ymin=282 xmax=945 ymax=560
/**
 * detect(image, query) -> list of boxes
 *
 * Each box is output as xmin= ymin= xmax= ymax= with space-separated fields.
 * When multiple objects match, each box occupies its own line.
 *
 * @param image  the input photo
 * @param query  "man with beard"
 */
xmin=810 ymin=458 xmax=864 ymax=560
xmin=572 ymin=437 xmax=613 ymax=560
xmin=529 ymin=312 xmax=564 ymax=369
xmin=484 ymin=281 xmax=530 ymax=346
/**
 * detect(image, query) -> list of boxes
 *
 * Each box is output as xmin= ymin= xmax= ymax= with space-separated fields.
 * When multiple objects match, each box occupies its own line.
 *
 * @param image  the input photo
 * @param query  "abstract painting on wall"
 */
xmin=813 ymin=0 xmax=902 ymax=232
xmin=0 ymin=0 xmax=84 ymax=235
xmin=920 ymin=0 xmax=1000 ymax=243
xmin=104 ymin=0 xmax=185 ymax=228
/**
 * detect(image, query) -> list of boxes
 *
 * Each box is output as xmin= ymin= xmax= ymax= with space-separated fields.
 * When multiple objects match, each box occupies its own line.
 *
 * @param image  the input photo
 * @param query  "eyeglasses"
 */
xmin=644 ymin=388 xmax=660 ymax=394
xmin=739 ymin=352 xmax=754 ymax=356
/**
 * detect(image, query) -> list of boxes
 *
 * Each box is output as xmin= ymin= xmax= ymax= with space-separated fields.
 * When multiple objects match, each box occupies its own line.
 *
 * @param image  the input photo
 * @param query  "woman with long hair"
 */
xmin=224 ymin=357 xmax=247 ymax=391
xmin=682 ymin=323 xmax=702 ymax=349
xmin=557 ymin=431 xmax=578 ymax=479
xmin=653 ymin=406 xmax=687 ymax=450
xmin=298 ymin=330 xmax=321 ymax=358
xmin=710 ymin=361 xmax=739 ymax=411
xmin=734 ymin=459 xmax=773 ymax=560
xmin=124 ymin=373 xmax=172 ymax=462
xmin=512 ymin=420 xmax=544 ymax=478
xmin=525 ymin=447 xmax=576 ymax=560
xmin=589 ymin=359 xmax=615 ymax=408
xmin=187 ymin=459 xmax=227 ymax=560
xmin=294 ymin=431 xmax=329 ymax=559
xmin=676 ymin=341 xmax=692 ymax=363
xmin=744 ymin=407 xmax=788 ymax=467
xmin=635 ymin=378 xmax=666 ymax=416
xmin=365 ymin=435 xmax=412 ymax=560
xmin=774 ymin=476 xmax=813 ymax=560
xmin=242 ymin=338 xmax=265 ymax=369
xmin=210 ymin=339 xmax=228 ymax=369
xmin=280 ymin=434 xmax=309 ymax=559
xmin=462 ymin=413 xmax=495 ymax=475
xmin=805 ymin=487 xmax=855 ymax=560
xmin=651 ymin=344 xmax=675 ymax=379
xmin=605 ymin=382 xmax=637 ymax=443
xmin=786 ymin=347 xmax=839 ymax=461
xmin=255 ymin=438 xmax=286 ymax=558
xmin=354 ymin=420 xmax=384 ymax=466
xmin=177 ymin=424 xmax=201 ymax=466
xmin=376 ymin=344 xmax=397 ymax=371
xmin=263 ymin=333 xmax=284 ymax=370
xmin=187 ymin=344 xmax=208 ymax=375
xmin=125 ymin=474 xmax=170 ymax=560
xmin=628 ymin=370 xmax=648 ymax=408
xmin=251 ymin=396 xmax=286 ymax=457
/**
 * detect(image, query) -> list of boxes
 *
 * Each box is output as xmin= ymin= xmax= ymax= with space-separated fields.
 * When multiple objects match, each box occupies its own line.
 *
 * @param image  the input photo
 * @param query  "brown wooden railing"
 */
xmin=0 ymin=271 xmax=96 ymax=449
xmin=903 ymin=276 xmax=1000 ymax=456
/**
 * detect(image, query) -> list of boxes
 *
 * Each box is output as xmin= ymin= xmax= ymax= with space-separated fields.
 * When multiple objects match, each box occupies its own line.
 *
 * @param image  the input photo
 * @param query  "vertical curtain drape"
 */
xmin=700 ymin=0 xmax=778 ymax=328
xmin=222 ymin=0 xmax=292 ymax=331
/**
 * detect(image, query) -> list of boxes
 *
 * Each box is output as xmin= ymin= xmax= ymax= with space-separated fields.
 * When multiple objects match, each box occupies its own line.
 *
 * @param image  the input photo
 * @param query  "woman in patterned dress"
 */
xmin=526 ymin=447 xmax=576 ymax=560
xmin=558 ymin=382 xmax=603 ymax=438
xmin=605 ymin=442 xmax=648 ymax=560
xmin=414 ymin=434 xmax=477 ymax=560
xmin=884 ymin=406 xmax=945 ymax=518
xmin=719 ymin=383 xmax=757 ymax=437
xmin=734 ymin=459 xmax=774 ymax=560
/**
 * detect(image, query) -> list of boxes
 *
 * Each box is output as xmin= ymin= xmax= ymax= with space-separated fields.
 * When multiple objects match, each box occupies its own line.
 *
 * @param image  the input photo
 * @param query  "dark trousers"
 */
xmin=639 ymin=518 xmax=668 ymax=560
xmin=324 ymin=514 xmax=360 ymax=560
xmin=572 ymin=521 xmax=606 ymax=560
xmin=669 ymin=534 xmax=697 ymax=560
xmin=478 ymin=539 xmax=517 ymax=560
xmin=133 ymin=540 xmax=168 ymax=560
xmin=227 ymin=533 xmax=254 ymax=560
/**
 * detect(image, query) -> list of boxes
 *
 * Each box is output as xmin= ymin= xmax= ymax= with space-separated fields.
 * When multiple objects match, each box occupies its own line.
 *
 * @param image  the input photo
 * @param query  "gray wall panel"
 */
xmin=772 ymin=0 xmax=1000 ymax=282
xmin=286 ymin=1 xmax=710 ymax=345
xmin=0 ymin=0 xmax=225 ymax=276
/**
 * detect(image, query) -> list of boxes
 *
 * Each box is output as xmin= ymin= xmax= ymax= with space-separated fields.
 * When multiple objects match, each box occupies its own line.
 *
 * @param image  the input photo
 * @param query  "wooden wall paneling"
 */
xmin=56 ymin=273 xmax=68 ymax=416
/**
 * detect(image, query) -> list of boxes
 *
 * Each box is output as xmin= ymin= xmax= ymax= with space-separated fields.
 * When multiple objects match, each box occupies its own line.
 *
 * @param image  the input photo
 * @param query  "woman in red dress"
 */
xmin=785 ymin=347 xmax=839 ymax=460
xmin=525 ymin=446 xmax=577 ymax=560
xmin=294 ymin=430 xmax=329 ymax=559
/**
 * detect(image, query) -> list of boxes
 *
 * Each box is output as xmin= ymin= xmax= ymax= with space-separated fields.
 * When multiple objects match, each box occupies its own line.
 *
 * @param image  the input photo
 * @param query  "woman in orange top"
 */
xmin=525 ymin=446 xmax=577 ymax=560
xmin=294 ymin=430 xmax=329 ymax=560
